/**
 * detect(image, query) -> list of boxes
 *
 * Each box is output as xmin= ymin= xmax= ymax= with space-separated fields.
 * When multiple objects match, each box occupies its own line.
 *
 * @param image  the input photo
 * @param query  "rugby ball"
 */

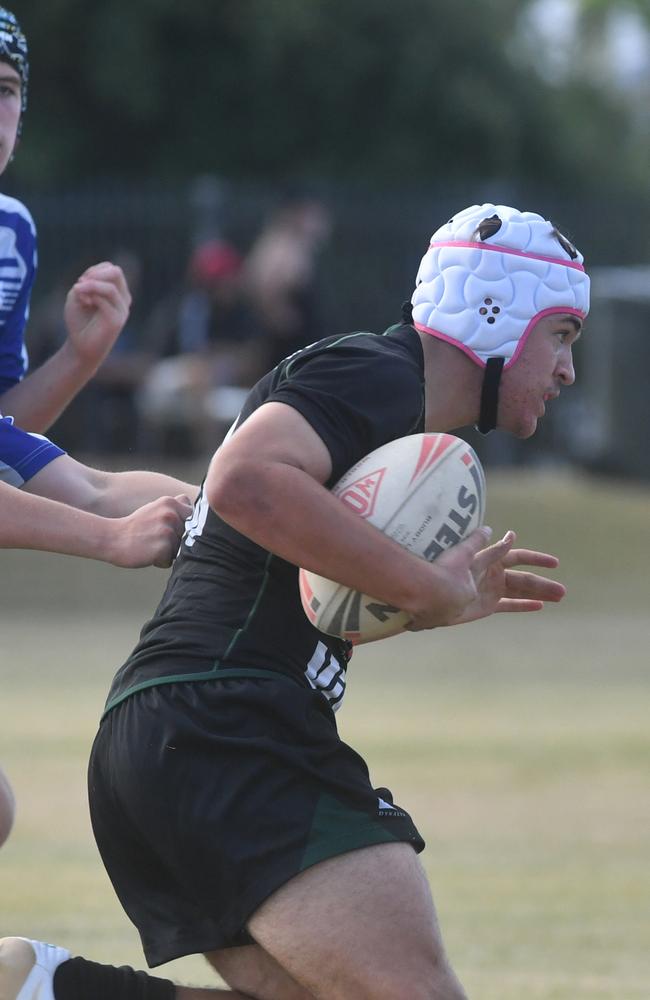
xmin=299 ymin=433 xmax=486 ymax=643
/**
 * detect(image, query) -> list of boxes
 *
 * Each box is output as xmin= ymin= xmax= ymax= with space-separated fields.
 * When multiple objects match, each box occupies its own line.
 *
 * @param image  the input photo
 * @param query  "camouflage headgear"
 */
xmin=0 ymin=7 xmax=28 ymax=116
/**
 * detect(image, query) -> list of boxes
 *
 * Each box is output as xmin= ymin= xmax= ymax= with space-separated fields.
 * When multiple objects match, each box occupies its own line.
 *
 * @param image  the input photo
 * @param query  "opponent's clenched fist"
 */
xmin=63 ymin=261 xmax=132 ymax=370
xmin=108 ymin=494 xmax=194 ymax=569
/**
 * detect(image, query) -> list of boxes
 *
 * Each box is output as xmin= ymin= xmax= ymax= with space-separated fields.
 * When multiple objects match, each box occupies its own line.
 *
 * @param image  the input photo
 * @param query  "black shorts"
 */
xmin=88 ymin=675 xmax=425 ymax=967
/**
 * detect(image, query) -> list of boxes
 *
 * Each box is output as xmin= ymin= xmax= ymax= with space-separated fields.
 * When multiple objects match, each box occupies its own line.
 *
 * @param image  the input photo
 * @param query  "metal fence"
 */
xmin=16 ymin=175 xmax=650 ymax=477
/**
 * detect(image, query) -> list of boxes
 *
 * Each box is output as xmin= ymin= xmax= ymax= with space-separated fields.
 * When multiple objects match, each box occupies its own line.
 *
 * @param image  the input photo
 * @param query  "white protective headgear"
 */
xmin=410 ymin=203 xmax=590 ymax=431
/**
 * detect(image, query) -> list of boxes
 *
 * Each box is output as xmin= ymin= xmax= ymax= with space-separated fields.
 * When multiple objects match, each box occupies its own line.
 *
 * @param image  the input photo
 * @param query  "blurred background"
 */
xmin=7 ymin=0 xmax=650 ymax=476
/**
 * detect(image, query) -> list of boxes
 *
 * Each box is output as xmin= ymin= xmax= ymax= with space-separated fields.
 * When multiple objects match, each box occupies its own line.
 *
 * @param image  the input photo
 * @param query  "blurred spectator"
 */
xmin=137 ymin=239 xmax=266 ymax=455
xmin=243 ymin=192 xmax=332 ymax=366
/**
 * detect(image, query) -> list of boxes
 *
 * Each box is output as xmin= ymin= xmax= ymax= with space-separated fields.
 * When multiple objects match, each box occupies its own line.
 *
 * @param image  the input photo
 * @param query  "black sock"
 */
xmin=53 ymin=957 xmax=175 ymax=1000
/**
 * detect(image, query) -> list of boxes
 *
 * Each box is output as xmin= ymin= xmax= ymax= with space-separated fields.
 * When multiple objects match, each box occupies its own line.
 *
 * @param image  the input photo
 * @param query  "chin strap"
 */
xmin=401 ymin=300 xmax=414 ymax=325
xmin=476 ymin=356 xmax=505 ymax=435
xmin=407 ymin=300 xmax=503 ymax=434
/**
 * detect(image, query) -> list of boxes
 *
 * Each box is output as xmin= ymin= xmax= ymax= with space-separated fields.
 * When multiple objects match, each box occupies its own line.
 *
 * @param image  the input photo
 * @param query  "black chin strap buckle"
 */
xmin=476 ymin=356 xmax=505 ymax=435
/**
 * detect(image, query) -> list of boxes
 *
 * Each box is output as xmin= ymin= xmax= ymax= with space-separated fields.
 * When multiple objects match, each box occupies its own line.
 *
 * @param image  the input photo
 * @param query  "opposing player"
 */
xmin=1 ymin=204 xmax=589 ymax=1000
xmin=0 ymin=7 xmax=131 ymax=432
xmin=0 ymin=3 xmax=195 ymax=564
xmin=0 ymin=413 xmax=198 ymax=853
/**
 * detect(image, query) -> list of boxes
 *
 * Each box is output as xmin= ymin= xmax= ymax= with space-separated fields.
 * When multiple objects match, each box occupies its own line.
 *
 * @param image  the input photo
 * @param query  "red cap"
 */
xmin=189 ymin=241 xmax=243 ymax=284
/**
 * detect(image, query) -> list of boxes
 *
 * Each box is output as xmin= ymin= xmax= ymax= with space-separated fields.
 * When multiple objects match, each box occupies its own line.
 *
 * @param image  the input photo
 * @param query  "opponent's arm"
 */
xmin=24 ymin=454 xmax=198 ymax=516
xmin=0 ymin=262 xmax=130 ymax=432
xmin=0 ymin=480 xmax=191 ymax=567
xmin=205 ymin=402 xmax=564 ymax=630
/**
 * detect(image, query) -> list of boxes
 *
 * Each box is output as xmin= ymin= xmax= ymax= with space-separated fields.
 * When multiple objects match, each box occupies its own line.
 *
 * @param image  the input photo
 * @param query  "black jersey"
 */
xmin=104 ymin=324 xmax=425 ymax=715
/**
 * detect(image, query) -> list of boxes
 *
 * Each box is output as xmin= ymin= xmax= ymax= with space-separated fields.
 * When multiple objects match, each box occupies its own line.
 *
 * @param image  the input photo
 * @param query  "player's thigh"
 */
xmin=207 ymin=944 xmax=315 ymax=1000
xmin=246 ymin=841 xmax=466 ymax=1000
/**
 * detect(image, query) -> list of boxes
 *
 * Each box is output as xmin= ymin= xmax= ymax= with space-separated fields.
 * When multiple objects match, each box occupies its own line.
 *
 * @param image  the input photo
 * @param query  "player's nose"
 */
xmin=557 ymin=347 xmax=576 ymax=386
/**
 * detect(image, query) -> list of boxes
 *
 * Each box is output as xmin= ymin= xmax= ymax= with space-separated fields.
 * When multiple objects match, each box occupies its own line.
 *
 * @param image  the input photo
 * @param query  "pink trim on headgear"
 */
xmin=430 ymin=240 xmax=586 ymax=272
xmin=415 ymin=305 xmax=587 ymax=369
xmin=504 ymin=307 xmax=586 ymax=368
xmin=413 ymin=322 xmax=489 ymax=368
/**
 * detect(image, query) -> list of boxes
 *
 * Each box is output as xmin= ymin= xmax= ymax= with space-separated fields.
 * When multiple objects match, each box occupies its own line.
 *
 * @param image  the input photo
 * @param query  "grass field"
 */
xmin=1 ymin=467 xmax=649 ymax=998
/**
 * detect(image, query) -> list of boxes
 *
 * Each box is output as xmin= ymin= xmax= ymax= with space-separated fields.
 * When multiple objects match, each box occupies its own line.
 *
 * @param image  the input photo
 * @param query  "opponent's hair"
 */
xmin=0 ymin=6 xmax=28 ymax=118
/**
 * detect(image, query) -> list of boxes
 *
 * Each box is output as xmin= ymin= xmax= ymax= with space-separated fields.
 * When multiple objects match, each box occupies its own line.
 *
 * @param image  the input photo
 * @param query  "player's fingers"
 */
xmin=455 ymin=525 xmax=494 ymax=559
xmin=152 ymin=520 xmax=186 ymax=567
xmin=172 ymin=497 xmax=194 ymax=518
xmin=70 ymin=291 xmax=124 ymax=319
xmin=79 ymin=259 xmax=113 ymax=274
xmin=75 ymin=262 xmax=109 ymax=282
xmin=157 ymin=494 xmax=193 ymax=520
xmin=495 ymin=599 xmax=545 ymax=613
xmin=73 ymin=276 xmax=129 ymax=303
xmin=78 ymin=261 xmax=128 ymax=288
xmin=504 ymin=569 xmax=566 ymax=602
xmin=501 ymin=547 xmax=560 ymax=569
xmin=73 ymin=271 xmax=132 ymax=307
xmin=471 ymin=529 xmax=516 ymax=577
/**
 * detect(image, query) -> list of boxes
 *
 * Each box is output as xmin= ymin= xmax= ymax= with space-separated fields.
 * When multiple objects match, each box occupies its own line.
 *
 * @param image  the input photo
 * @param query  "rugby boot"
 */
xmin=0 ymin=937 xmax=70 ymax=1000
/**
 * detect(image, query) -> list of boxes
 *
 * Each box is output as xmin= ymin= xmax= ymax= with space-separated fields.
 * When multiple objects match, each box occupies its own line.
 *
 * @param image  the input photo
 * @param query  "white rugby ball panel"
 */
xmin=299 ymin=433 xmax=486 ymax=643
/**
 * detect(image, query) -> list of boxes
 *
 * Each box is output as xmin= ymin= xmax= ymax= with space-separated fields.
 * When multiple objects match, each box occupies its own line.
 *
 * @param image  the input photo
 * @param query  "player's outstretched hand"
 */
xmin=449 ymin=529 xmax=566 ymax=626
xmin=63 ymin=261 xmax=132 ymax=369
xmin=109 ymin=494 xmax=193 ymax=569
xmin=405 ymin=526 xmax=496 ymax=631
xmin=405 ymin=528 xmax=565 ymax=631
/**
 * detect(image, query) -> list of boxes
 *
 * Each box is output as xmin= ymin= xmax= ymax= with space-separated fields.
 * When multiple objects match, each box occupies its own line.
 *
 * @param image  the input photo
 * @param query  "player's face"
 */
xmin=497 ymin=313 xmax=582 ymax=438
xmin=0 ymin=62 xmax=21 ymax=172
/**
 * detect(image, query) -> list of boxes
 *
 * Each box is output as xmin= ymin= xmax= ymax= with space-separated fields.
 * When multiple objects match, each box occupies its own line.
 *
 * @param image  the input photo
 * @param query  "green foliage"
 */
xmin=578 ymin=0 xmax=650 ymax=20
xmin=9 ymin=0 xmax=649 ymax=196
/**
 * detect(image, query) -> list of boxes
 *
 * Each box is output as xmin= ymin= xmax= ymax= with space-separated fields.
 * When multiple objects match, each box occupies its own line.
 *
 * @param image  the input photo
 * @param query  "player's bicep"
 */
xmin=212 ymin=401 xmax=333 ymax=484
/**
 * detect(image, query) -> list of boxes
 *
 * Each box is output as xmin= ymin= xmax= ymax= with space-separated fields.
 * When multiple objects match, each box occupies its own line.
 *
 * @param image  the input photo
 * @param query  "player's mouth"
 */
xmin=538 ymin=391 xmax=558 ymax=418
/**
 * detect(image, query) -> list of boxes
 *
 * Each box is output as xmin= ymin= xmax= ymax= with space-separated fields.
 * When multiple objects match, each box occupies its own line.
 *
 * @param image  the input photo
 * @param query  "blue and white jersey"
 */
xmin=0 ymin=194 xmax=37 ymax=394
xmin=0 ymin=415 xmax=64 ymax=487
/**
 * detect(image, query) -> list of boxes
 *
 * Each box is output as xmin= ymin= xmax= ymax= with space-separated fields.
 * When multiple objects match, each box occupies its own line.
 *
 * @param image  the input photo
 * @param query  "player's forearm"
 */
xmin=26 ymin=458 xmax=198 ymax=518
xmin=206 ymin=458 xmax=445 ymax=613
xmin=0 ymin=481 xmax=120 ymax=560
xmin=86 ymin=470 xmax=199 ymax=516
xmin=0 ymin=340 xmax=98 ymax=432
